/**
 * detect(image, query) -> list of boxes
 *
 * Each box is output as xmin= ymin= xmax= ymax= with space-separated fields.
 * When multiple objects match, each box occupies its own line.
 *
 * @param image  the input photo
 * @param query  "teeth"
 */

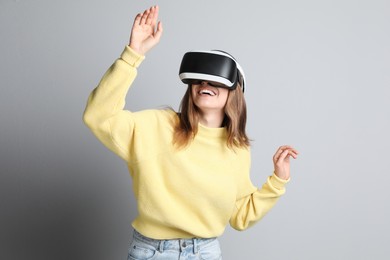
xmin=199 ymin=89 xmax=216 ymax=96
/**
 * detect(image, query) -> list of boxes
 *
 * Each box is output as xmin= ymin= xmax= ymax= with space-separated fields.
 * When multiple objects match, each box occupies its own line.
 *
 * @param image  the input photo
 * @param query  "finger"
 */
xmin=140 ymin=9 xmax=150 ymax=25
xmin=134 ymin=13 xmax=142 ymax=25
xmin=276 ymin=145 xmax=292 ymax=155
xmin=291 ymin=148 xmax=299 ymax=155
xmin=273 ymin=148 xmax=284 ymax=163
xmin=277 ymin=149 xmax=291 ymax=163
xmin=273 ymin=145 xmax=288 ymax=161
xmin=291 ymin=149 xmax=299 ymax=156
xmin=283 ymin=148 xmax=298 ymax=159
xmin=151 ymin=6 xmax=159 ymax=28
xmin=288 ymin=150 xmax=298 ymax=159
xmin=275 ymin=145 xmax=298 ymax=157
xmin=154 ymin=21 xmax=163 ymax=41
xmin=279 ymin=145 xmax=293 ymax=151
xmin=146 ymin=6 xmax=155 ymax=25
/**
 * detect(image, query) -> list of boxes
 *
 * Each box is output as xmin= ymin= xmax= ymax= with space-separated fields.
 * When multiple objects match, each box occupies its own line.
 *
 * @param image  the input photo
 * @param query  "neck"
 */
xmin=198 ymin=110 xmax=225 ymax=128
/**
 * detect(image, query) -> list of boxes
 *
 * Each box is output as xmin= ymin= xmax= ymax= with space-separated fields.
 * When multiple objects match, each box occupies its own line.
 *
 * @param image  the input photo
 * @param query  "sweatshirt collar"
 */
xmin=198 ymin=123 xmax=227 ymax=139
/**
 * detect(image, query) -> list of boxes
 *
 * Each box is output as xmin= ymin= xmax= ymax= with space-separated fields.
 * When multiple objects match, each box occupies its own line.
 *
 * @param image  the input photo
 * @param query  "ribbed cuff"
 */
xmin=120 ymin=45 xmax=145 ymax=68
xmin=269 ymin=173 xmax=290 ymax=190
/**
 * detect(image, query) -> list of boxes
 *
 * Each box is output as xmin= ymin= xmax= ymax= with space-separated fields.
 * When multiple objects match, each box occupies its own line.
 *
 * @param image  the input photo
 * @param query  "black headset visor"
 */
xmin=179 ymin=52 xmax=238 ymax=89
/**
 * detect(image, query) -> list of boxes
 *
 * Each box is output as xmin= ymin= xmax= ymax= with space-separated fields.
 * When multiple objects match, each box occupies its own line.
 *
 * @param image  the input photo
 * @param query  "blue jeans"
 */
xmin=127 ymin=230 xmax=222 ymax=260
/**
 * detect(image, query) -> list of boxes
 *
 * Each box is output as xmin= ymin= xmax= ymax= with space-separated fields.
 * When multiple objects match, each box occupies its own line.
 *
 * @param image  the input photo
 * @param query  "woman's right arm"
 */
xmin=83 ymin=47 xmax=144 ymax=161
xmin=83 ymin=6 xmax=163 ymax=161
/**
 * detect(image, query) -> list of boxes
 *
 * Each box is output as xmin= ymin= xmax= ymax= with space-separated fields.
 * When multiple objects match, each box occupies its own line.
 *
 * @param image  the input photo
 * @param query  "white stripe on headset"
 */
xmin=179 ymin=72 xmax=235 ymax=87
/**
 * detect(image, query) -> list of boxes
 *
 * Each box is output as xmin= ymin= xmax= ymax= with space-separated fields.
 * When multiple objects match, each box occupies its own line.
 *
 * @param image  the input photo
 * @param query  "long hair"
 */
xmin=173 ymin=83 xmax=250 ymax=149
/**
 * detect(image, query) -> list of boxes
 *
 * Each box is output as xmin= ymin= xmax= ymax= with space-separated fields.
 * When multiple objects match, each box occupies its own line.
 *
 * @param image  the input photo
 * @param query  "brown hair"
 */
xmin=173 ymin=84 xmax=250 ymax=149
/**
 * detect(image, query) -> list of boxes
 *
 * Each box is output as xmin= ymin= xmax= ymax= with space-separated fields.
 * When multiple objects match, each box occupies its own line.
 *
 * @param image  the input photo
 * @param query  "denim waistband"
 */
xmin=133 ymin=229 xmax=218 ymax=254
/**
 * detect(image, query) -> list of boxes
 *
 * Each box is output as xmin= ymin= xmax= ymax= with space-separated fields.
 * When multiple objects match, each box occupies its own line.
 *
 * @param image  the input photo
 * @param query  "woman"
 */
xmin=83 ymin=5 xmax=298 ymax=260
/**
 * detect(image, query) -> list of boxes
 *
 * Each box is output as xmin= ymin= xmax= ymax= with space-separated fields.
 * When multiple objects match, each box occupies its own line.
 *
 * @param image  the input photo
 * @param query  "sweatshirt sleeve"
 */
xmin=83 ymin=46 xmax=145 ymax=162
xmin=229 ymin=149 xmax=289 ymax=231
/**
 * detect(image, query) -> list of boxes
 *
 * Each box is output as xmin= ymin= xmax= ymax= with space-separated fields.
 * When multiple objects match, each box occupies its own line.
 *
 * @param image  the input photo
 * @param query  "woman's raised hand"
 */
xmin=129 ymin=5 xmax=163 ymax=55
xmin=273 ymin=145 xmax=299 ymax=180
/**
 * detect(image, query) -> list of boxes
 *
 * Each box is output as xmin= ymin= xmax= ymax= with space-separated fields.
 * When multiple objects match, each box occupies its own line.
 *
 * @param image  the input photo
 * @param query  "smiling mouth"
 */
xmin=198 ymin=89 xmax=216 ymax=96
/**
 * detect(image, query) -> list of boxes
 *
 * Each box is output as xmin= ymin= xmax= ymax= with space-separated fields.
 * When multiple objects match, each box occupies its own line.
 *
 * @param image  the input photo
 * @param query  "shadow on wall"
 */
xmin=1 ymin=141 xmax=137 ymax=260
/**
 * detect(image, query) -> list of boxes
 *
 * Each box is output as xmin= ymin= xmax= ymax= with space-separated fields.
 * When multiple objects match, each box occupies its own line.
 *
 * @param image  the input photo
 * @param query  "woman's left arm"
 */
xmin=229 ymin=145 xmax=298 ymax=231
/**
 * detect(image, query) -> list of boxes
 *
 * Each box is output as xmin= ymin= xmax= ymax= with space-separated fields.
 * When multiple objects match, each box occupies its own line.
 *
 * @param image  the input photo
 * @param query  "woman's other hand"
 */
xmin=129 ymin=5 xmax=163 ymax=55
xmin=273 ymin=145 xmax=299 ymax=180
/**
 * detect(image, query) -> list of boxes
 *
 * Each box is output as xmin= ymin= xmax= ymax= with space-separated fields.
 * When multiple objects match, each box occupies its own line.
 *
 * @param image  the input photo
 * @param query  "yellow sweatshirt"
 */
xmin=83 ymin=46 xmax=289 ymax=239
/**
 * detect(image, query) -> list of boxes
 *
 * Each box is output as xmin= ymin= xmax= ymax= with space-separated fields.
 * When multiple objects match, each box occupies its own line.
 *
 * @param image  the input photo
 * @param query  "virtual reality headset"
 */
xmin=179 ymin=50 xmax=246 ymax=92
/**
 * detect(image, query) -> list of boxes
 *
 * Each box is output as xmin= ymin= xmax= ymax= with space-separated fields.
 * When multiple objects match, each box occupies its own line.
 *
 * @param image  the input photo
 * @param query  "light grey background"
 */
xmin=1 ymin=0 xmax=389 ymax=259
